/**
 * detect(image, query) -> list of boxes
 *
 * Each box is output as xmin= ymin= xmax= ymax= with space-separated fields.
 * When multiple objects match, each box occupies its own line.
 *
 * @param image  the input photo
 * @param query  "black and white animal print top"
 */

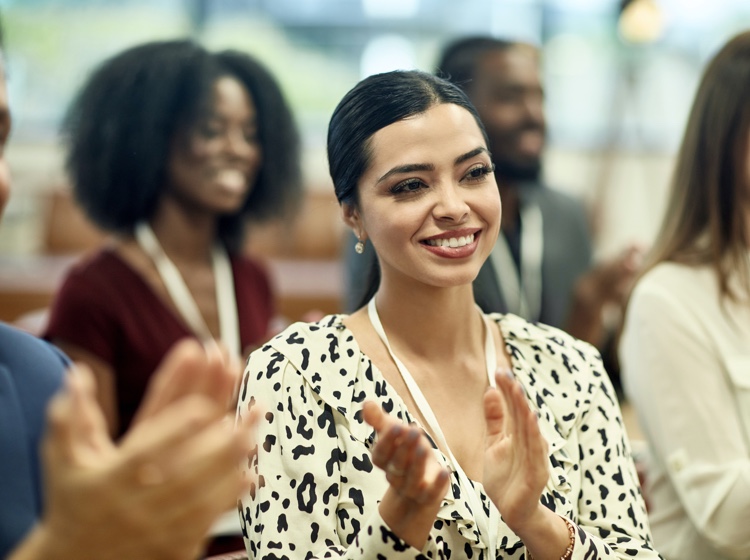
xmin=237 ymin=313 xmax=662 ymax=560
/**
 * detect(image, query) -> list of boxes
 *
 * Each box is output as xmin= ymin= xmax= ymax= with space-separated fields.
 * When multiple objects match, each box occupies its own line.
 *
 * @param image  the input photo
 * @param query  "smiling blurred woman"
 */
xmin=44 ymin=40 xmax=301 ymax=439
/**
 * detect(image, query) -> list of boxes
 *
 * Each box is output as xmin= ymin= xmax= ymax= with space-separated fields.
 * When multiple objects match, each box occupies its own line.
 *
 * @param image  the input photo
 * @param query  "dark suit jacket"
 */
xmin=344 ymin=184 xmax=592 ymax=330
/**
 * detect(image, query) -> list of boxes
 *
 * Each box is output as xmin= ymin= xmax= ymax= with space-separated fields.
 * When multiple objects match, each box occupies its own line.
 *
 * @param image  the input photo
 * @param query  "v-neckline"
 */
xmin=104 ymin=247 xmax=231 ymax=339
xmin=336 ymin=312 xmax=514 ymax=484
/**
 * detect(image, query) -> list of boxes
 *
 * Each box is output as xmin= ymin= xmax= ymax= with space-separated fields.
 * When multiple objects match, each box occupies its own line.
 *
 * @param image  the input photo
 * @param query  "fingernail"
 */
xmin=494 ymin=367 xmax=514 ymax=380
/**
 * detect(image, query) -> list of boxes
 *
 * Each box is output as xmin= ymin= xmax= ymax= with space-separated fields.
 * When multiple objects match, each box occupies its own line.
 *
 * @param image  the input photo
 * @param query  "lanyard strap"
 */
xmin=490 ymin=203 xmax=544 ymax=322
xmin=367 ymin=297 xmax=499 ymax=556
xmin=135 ymin=223 xmax=240 ymax=357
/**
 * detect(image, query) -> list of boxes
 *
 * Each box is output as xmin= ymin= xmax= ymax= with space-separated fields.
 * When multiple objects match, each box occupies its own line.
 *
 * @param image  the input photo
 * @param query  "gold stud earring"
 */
xmin=355 ymin=239 xmax=365 ymax=254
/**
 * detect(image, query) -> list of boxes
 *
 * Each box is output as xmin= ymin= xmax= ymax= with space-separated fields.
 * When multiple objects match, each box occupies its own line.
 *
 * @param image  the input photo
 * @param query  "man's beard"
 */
xmin=493 ymin=156 xmax=542 ymax=183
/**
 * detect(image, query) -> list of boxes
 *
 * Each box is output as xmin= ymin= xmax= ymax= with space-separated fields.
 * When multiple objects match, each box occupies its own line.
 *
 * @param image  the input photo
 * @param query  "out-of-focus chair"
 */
xmin=9 ymin=187 xmax=345 ymax=332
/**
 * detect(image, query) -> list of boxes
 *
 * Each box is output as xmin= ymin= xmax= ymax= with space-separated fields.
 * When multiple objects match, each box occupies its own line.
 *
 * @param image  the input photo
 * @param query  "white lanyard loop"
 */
xmin=135 ymin=222 xmax=240 ymax=357
xmin=367 ymin=297 xmax=500 ymax=556
xmin=490 ymin=203 xmax=544 ymax=322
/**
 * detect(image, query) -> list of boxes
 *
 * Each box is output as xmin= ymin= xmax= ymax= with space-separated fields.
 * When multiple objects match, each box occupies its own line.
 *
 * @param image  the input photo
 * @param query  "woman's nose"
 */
xmin=225 ymin=129 xmax=256 ymax=160
xmin=432 ymin=184 xmax=470 ymax=223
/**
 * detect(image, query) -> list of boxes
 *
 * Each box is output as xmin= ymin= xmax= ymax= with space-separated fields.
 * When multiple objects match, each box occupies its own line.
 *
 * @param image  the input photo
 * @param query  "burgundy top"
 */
xmin=44 ymin=248 xmax=274 ymax=437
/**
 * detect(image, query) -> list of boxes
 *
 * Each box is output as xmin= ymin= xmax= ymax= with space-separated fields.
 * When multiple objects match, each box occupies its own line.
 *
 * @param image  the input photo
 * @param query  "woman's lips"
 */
xmin=420 ymin=231 xmax=481 ymax=258
xmin=423 ymin=232 xmax=475 ymax=248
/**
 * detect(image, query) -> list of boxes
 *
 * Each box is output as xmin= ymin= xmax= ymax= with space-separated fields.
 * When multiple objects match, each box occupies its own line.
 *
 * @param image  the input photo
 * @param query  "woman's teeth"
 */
xmin=425 ymin=233 xmax=475 ymax=248
xmin=217 ymin=169 xmax=246 ymax=191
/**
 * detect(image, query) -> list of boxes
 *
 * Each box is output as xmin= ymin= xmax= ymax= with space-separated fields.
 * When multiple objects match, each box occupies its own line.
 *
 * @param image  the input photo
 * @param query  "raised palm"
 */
xmin=482 ymin=371 xmax=550 ymax=531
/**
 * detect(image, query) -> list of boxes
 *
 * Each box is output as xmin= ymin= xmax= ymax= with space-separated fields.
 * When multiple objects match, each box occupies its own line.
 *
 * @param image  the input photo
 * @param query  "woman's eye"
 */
xmin=199 ymin=128 xmax=220 ymax=139
xmin=196 ymin=121 xmax=223 ymax=139
xmin=390 ymin=179 xmax=427 ymax=195
xmin=464 ymin=164 xmax=495 ymax=182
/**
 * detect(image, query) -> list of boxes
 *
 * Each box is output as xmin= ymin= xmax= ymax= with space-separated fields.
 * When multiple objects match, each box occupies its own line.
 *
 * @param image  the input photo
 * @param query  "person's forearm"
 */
xmin=509 ymin=504 xmax=573 ymax=560
xmin=378 ymin=486 xmax=441 ymax=550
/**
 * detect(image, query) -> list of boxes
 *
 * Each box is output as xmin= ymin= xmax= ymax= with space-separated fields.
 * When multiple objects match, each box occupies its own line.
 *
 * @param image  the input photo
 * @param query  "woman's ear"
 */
xmin=341 ymin=203 xmax=365 ymax=240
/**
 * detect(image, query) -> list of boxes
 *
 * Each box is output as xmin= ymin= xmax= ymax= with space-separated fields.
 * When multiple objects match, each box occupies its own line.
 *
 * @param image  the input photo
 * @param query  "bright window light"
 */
xmin=362 ymin=0 xmax=420 ymax=19
xmin=360 ymin=34 xmax=416 ymax=78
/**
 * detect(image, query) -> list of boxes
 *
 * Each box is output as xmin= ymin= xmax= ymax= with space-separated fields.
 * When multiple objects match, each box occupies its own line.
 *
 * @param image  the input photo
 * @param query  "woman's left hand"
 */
xmin=482 ymin=370 xmax=549 ymax=532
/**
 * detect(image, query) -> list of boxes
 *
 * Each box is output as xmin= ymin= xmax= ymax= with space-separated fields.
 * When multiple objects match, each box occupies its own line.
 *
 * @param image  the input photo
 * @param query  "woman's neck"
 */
xmin=147 ymin=197 xmax=218 ymax=263
xmin=374 ymin=280 xmax=485 ymax=360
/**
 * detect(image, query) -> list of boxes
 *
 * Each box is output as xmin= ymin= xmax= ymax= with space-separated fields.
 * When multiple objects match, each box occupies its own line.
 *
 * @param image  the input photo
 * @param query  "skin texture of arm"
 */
xmin=9 ymin=340 xmax=259 ymax=560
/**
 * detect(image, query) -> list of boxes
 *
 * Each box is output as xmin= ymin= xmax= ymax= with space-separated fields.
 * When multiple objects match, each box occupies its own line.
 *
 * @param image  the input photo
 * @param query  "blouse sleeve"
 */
xmin=572 ymin=355 xmax=662 ymax=560
xmin=620 ymin=279 xmax=750 ymax=558
xmin=237 ymin=345 xmax=442 ymax=560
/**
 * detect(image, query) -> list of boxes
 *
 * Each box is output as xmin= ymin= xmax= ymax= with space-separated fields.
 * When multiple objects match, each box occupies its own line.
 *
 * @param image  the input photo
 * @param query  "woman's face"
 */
xmin=346 ymin=103 xmax=501 ymax=290
xmin=166 ymin=75 xmax=262 ymax=215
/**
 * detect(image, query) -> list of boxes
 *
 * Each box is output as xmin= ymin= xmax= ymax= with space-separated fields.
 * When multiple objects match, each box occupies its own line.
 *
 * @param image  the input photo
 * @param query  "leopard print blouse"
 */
xmin=236 ymin=313 xmax=662 ymax=560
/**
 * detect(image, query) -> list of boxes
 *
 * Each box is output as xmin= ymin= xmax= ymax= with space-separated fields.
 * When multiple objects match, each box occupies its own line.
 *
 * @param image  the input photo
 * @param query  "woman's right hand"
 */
xmin=363 ymin=401 xmax=450 ymax=550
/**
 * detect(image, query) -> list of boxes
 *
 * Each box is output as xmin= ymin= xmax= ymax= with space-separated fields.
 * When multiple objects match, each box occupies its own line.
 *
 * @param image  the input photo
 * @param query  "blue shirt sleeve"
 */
xmin=0 ymin=322 xmax=69 ymax=558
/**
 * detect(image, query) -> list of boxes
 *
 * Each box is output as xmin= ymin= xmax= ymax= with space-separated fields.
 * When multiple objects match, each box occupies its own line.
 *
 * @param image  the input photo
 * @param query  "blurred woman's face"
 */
xmin=345 ymin=103 xmax=501 ymax=291
xmin=166 ymin=76 xmax=262 ymax=216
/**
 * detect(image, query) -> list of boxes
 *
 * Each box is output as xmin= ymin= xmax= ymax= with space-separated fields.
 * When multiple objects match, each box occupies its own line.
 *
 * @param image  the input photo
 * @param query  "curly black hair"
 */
xmin=63 ymin=39 xmax=301 ymax=252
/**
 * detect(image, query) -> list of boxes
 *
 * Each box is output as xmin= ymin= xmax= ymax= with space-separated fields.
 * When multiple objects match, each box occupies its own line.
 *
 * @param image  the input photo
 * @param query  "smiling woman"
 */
xmin=344 ymin=102 xmax=500 ymax=292
xmin=167 ymin=75 xmax=263 ymax=217
xmin=237 ymin=70 xmax=662 ymax=560
xmin=43 ymin=41 xmax=300 ymax=443
xmin=41 ymin=42 xmax=301 ymax=552
xmin=39 ymin=39 xmax=302 ymax=428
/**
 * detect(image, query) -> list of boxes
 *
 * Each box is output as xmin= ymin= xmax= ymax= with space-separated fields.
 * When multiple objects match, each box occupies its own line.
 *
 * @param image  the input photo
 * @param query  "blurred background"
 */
xmin=1 ymin=0 xmax=749 ymax=323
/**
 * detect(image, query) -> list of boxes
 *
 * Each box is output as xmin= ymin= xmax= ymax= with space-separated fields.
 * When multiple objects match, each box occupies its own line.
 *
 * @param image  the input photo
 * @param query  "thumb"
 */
xmin=362 ymin=401 xmax=386 ymax=432
xmin=43 ymin=385 xmax=76 ymax=467
xmin=484 ymin=385 xmax=506 ymax=441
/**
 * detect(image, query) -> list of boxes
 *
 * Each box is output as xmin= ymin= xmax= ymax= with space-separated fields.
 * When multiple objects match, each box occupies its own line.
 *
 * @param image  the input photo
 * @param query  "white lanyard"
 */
xmin=135 ymin=222 xmax=240 ymax=357
xmin=367 ymin=297 xmax=500 ymax=557
xmin=490 ymin=203 xmax=543 ymax=322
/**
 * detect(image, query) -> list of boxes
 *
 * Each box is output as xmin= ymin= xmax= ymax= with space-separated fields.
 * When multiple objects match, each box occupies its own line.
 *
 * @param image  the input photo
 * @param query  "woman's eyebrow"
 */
xmin=376 ymin=163 xmax=434 ymax=184
xmin=375 ymin=147 xmax=489 ymax=184
xmin=454 ymin=147 xmax=489 ymax=165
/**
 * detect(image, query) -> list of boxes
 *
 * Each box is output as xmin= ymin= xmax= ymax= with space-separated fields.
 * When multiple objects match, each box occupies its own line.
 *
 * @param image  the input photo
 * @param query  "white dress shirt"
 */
xmin=621 ymin=261 xmax=750 ymax=560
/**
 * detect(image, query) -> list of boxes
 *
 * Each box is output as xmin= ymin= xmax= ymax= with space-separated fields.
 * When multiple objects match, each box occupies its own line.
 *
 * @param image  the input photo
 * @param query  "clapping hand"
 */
xmin=12 ymin=340 xmax=261 ymax=560
xmin=363 ymin=401 xmax=450 ymax=550
xmin=482 ymin=370 xmax=549 ymax=533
